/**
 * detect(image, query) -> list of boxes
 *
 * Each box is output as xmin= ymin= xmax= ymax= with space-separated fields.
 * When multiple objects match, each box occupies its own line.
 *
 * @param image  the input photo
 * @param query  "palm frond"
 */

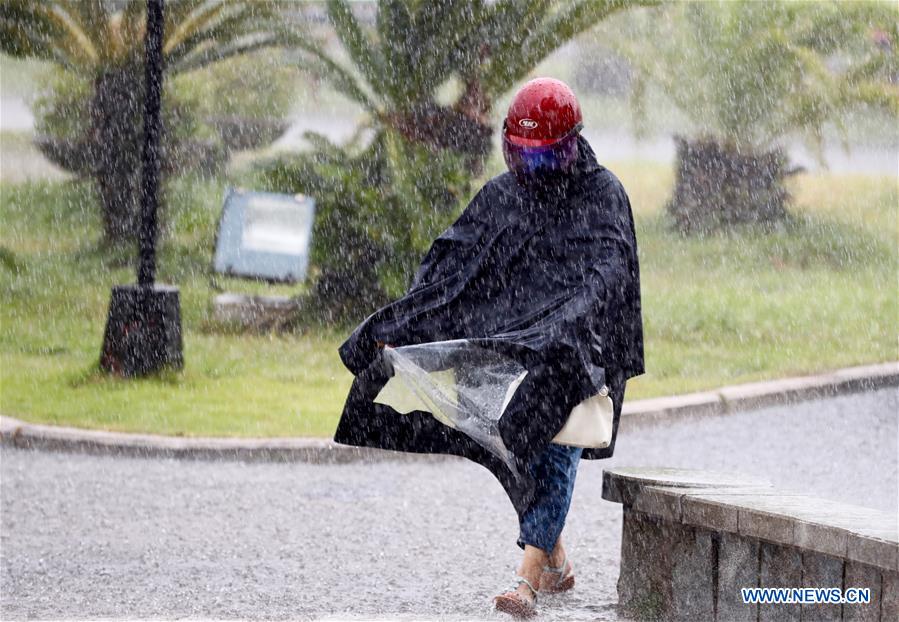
xmin=481 ymin=0 xmax=660 ymax=97
xmin=0 ymin=1 xmax=61 ymax=60
xmin=476 ymin=0 xmax=553 ymax=94
xmin=59 ymin=0 xmax=108 ymax=57
xmin=163 ymin=0 xmax=294 ymax=77
xmin=266 ymin=21 xmax=379 ymax=114
xmin=418 ymin=0 xmax=490 ymax=83
xmin=171 ymin=31 xmax=280 ymax=73
xmin=164 ymin=1 xmax=244 ymax=59
xmin=45 ymin=1 xmax=100 ymax=63
xmin=296 ymin=51 xmax=379 ymax=114
xmin=118 ymin=0 xmax=146 ymax=52
xmin=376 ymin=0 xmax=415 ymax=105
xmin=326 ymin=0 xmax=385 ymax=97
xmin=0 ymin=0 xmax=100 ymax=68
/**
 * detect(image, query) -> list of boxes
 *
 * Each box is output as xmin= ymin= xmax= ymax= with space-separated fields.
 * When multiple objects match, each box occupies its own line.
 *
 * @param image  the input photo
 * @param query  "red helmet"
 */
xmin=503 ymin=78 xmax=583 ymax=181
xmin=504 ymin=77 xmax=583 ymax=147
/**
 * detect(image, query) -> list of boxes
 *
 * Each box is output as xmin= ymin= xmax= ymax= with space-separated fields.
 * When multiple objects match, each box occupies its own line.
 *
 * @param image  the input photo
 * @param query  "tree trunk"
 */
xmin=385 ymin=78 xmax=494 ymax=177
xmin=666 ymin=135 xmax=794 ymax=234
xmin=388 ymin=103 xmax=493 ymax=167
xmin=89 ymin=67 xmax=144 ymax=248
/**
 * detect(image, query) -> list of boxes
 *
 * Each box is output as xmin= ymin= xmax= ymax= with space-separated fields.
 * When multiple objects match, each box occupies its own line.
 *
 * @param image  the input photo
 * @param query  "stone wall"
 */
xmin=602 ymin=467 xmax=898 ymax=621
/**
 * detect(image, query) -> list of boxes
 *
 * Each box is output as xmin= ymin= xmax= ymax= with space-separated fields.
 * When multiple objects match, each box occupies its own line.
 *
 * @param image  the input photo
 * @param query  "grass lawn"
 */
xmin=0 ymin=161 xmax=895 ymax=437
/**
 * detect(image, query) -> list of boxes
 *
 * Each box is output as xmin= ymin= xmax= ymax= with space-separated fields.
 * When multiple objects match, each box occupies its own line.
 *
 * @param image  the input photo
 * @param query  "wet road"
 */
xmin=2 ymin=388 xmax=896 ymax=621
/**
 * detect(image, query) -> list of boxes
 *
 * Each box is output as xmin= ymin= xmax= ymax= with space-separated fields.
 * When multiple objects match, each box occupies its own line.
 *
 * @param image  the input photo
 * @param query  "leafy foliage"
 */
xmin=262 ymin=0 xmax=657 ymax=320
xmin=256 ymin=129 xmax=470 ymax=324
xmin=32 ymin=67 xmax=225 ymax=176
xmin=0 ymin=0 xmax=298 ymax=75
xmin=0 ymin=0 xmax=304 ymax=246
xmin=598 ymin=0 xmax=898 ymax=233
xmin=175 ymin=49 xmax=296 ymax=120
xmin=602 ymin=0 xmax=898 ymax=155
xmin=293 ymin=0 xmax=659 ymax=169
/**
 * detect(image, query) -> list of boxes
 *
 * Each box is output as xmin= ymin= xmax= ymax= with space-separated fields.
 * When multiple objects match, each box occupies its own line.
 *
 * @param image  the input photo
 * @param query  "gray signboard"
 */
xmin=213 ymin=188 xmax=315 ymax=283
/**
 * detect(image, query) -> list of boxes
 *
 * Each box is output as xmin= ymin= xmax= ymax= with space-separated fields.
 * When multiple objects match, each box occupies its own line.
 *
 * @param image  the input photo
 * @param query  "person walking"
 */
xmin=334 ymin=77 xmax=644 ymax=619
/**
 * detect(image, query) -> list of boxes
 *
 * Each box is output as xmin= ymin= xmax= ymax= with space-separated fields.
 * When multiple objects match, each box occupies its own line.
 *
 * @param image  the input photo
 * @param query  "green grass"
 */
xmin=0 ymin=175 xmax=350 ymax=437
xmin=0 ymin=165 xmax=896 ymax=437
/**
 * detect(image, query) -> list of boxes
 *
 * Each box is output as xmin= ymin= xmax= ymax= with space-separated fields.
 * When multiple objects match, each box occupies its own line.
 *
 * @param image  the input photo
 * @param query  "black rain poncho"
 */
xmin=334 ymin=135 xmax=644 ymax=516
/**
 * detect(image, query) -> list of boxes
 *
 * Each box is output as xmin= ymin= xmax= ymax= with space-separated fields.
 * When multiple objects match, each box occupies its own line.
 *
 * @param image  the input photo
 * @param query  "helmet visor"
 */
xmin=502 ymin=121 xmax=582 ymax=178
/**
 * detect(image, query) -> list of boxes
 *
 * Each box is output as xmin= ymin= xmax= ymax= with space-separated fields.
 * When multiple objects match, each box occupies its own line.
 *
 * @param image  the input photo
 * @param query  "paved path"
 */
xmin=2 ymin=388 xmax=896 ymax=621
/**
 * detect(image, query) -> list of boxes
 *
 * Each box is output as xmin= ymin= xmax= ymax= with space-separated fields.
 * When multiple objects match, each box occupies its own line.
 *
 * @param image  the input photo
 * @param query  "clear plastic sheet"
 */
xmin=373 ymin=340 xmax=527 ymax=474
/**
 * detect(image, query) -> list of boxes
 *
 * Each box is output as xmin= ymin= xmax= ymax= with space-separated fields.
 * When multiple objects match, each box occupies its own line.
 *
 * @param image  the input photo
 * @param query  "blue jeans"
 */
xmin=516 ymin=442 xmax=583 ymax=553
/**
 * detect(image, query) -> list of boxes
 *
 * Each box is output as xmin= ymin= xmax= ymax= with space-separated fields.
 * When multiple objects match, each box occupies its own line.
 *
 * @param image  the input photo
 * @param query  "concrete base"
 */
xmin=99 ymin=284 xmax=183 ymax=376
xmin=212 ymin=292 xmax=298 ymax=331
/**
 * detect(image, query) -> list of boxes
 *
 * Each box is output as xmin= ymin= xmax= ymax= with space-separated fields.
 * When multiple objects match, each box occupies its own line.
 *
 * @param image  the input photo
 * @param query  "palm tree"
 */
xmin=293 ymin=0 xmax=658 ymax=175
xmin=1 ymin=0 xmax=301 ymax=246
xmin=601 ymin=0 xmax=898 ymax=233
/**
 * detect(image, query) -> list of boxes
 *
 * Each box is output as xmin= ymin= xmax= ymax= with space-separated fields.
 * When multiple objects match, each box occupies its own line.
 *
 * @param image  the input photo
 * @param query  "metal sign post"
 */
xmin=100 ymin=0 xmax=183 ymax=376
xmin=138 ymin=0 xmax=164 ymax=287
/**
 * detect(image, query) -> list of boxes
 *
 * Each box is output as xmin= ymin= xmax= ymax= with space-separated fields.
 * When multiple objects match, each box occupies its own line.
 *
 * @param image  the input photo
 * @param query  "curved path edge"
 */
xmin=2 ymin=362 xmax=896 ymax=464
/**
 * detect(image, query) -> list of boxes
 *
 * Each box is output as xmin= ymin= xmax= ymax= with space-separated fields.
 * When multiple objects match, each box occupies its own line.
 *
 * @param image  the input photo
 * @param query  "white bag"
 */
xmin=551 ymin=386 xmax=614 ymax=449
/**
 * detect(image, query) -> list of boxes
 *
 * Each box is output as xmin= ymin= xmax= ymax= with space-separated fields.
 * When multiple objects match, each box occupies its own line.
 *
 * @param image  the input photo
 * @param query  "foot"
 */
xmin=494 ymin=576 xmax=538 ymax=618
xmin=539 ymin=557 xmax=575 ymax=593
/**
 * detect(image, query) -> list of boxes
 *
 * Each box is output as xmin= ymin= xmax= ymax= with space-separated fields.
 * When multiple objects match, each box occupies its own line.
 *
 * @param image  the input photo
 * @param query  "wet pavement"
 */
xmin=2 ymin=387 xmax=896 ymax=621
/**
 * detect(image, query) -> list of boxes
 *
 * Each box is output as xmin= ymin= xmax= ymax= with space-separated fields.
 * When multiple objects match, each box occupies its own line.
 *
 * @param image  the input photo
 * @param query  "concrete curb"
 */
xmin=0 ymin=416 xmax=448 ymax=464
xmin=617 ymin=362 xmax=899 ymax=432
xmin=2 ymin=362 xmax=897 ymax=464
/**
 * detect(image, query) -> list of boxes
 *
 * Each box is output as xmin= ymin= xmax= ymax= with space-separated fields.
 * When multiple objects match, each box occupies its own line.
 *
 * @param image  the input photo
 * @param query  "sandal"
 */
xmin=493 ymin=575 xmax=538 ymax=618
xmin=540 ymin=555 xmax=575 ymax=593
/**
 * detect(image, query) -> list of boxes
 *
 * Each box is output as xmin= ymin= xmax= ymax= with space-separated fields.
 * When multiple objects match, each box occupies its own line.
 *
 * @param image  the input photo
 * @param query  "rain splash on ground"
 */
xmin=1 ymin=387 xmax=896 ymax=620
